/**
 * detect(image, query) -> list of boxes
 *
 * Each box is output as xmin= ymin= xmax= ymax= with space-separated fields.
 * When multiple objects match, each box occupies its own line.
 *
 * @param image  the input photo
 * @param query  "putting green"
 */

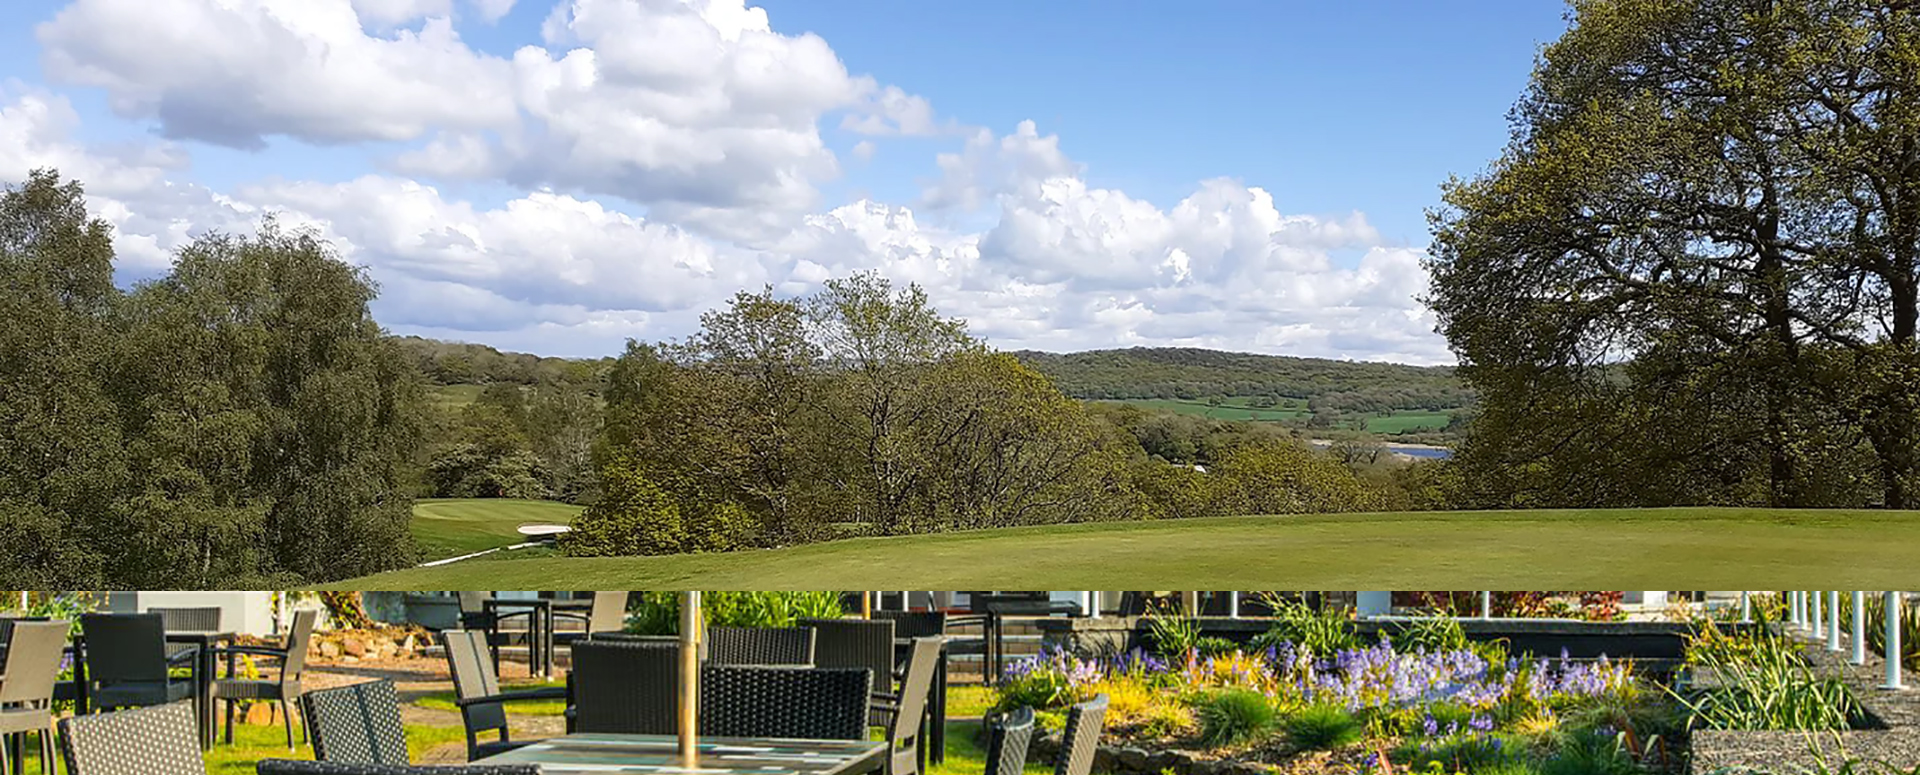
xmin=342 ymin=507 xmax=1920 ymax=589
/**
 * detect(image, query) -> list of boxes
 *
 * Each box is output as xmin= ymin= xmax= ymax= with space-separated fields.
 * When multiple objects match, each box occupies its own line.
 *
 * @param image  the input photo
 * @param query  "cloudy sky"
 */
xmin=0 ymin=0 xmax=1567 ymax=364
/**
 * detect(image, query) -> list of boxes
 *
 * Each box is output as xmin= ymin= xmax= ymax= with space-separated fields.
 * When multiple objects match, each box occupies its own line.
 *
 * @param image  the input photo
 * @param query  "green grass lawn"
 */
xmin=414 ymin=679 xmax=570 ymax=716
xmin=1097 ymin=397 xmax=1310 ymax=422
xmin=339 ymin=507 xmax=1920 ymax=589
xmin=412 ymin=498 xmax=584 ymax=560
xmin=430 ymin=383 xmax=486 ymax=411
xmin=1363 ymin=410 xmax=1455 ymax=434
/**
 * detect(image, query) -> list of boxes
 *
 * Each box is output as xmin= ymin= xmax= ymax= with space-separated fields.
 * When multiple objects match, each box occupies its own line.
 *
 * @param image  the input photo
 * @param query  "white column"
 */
xmin=1357 ymin=592 xmax=1392 ymax=618
xmin=1829 ymin=591 xmax=1844 ymax=651
xmin=1791 ymin=591 xmax=1805 ymax=626
xmin=1227 ymin=591 xmax=1241 ymax=619
xmin=1811 ymin=591 xmax=1825 ymax=638
xmin=1081 ymin=591 xmax=1094 ymax=617
xmin=1740 ymin=591 xmax=1752 ymax=623
xmin=1885 ymin=592 xmax=1904 ymax=691
xmin=1853 ymin=591 xmax=1868 ymax=665
xmin=1479 ymin=591 xmax=1492 ymax=619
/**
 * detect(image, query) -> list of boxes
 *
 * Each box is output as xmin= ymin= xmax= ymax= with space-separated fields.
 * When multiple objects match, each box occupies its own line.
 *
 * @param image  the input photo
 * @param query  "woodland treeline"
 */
xmin=0 ymin=170 xmax=1436 ymax=587
xmin=1014 ymin=348 xmax=1472 ymax=414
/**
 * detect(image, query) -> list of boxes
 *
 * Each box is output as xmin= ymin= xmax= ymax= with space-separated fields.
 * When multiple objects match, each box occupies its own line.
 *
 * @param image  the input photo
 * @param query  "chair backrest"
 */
xmin=59 ymin=701 xmax=206 ymax=775
xmin=280 ymin=609 xmax=319 ymax=681
xmin=874 ymin=611 xmax=947 ymax=640
xmin=79 ymin=613 xmax=169 ymax=684
xmin=706 ymin=626 xmax=815 ymax=667
xmin=569 ymin=639 xmax=679 ymax=734
xmin=888 ymin=637 xmax=942 ymax=746
xmin=798 ymin=618 xmax=894 ymax=692
xmin=456 ymin=592 xmax=491 ymax=615
xmin=1052 ymin=694 xmax=1108 ymax=775
xmin=587 ymin=592 xmax=630 ymax=633
xmin=257 ymin=761 xmax=544 ymax=775
xmin=984 ymin=707 xmax=1036 ymax=775
xmin=149 ymin=607 xmax=223 ymax=632
xmin=699 ymin=665 xmax=872 ymax=741
xmin=0 ymin=620 xmax=69 ymax=704
xmin=301 ymin=679 xmax=411 ymax=765
xmin=441 ymin=629 xmax=508 ymax=734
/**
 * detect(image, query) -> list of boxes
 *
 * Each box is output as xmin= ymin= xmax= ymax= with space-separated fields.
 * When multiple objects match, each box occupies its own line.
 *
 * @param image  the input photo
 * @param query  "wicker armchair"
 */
xmin=984 ymin=707 xmax=1036 ymax=775
xmin=211 ymin=609 xmax=317 ymax=749
xmin=699 ymin=666 xmax=871 ymax=741
xmin=1052 ymin=695 xmax=1108 ymax=775
xmin=257 ymin=761 xmax=543 ymax=775
xmin=705 ymin=626 xmax=815 ymax=667
xmin=797 ymin=618 xmax=894 ymax=724
xmin=874 ymin=637 xmax=941 ymax=775
xmin=300 ymin=680 xmax=410 ymax=766
xmin=567 ymin=640 xmax=679 ymax=735
xmin=442 ymin=630 xmax=569 ymax=761
xmin=58 ymin=702 xmax=205 ymax=775
xmin=1 ymin=621 xmax=68 ymax=775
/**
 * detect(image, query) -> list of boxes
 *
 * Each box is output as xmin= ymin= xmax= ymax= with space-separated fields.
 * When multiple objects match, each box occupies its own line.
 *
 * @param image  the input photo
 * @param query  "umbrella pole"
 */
xmin=679 ymin=591 xmax=701 ymax=765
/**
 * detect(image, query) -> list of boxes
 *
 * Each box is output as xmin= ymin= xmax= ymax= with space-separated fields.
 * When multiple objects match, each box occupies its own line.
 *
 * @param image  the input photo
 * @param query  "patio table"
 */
xmin=478 ymin=733 xmax=888 ymax=775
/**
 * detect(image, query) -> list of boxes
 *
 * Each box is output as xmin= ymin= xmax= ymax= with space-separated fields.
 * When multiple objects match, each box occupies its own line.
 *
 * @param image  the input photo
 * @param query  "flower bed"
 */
xmin=995 ymin=637 xmax=1682 ymax=774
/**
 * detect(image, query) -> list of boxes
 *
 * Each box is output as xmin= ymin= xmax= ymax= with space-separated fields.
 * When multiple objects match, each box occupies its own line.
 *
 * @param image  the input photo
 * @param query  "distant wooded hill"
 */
xmin=392 ymin=336 xmax=1473 ymax=416
xmin=1010 ymin=347 xmax=1472 ymax=415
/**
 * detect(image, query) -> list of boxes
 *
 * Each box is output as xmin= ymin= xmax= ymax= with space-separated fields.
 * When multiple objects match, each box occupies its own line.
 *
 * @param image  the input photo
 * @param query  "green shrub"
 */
xmin=624 ymin=591 xmax=843 ymax=634
xmin=1677 ymin=626 xmax=1861 ymax=731
xmin=1249 ymin=598 xmax=1362 ymax=656
xmin=1194 ymin=636 xmax=1239 ymax=657
xmin=1538 ymin=729 xmax=1643 ymax=775
xmin=1196 ymin=689 xmax=1279 ymax=748
xmin=1393 ymin=613 xmax=1469 ymax=653
xmin=1281 ymin=704 xmax=1362 ymax=751
xmin=1146 ymin=607 xmax=1204 ymax=658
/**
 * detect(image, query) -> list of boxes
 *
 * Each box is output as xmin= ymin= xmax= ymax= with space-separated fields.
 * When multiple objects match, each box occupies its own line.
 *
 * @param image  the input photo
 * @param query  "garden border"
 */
xmin=1688 ymin=637 xmax=1920 ymax=773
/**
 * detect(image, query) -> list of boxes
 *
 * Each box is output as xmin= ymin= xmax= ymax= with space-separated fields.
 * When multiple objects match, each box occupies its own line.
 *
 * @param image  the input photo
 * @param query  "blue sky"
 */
xmin=0 ymin=0 xmax=1572 ymax=363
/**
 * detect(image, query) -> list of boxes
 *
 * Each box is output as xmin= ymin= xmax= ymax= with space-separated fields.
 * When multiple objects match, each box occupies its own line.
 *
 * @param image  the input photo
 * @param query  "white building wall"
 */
xmin=104 ymin=591 xmax=279 ymax=636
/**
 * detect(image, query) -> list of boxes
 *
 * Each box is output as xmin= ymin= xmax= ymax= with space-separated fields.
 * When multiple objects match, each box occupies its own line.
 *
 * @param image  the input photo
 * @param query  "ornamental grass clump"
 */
xmin=1676 ymin=631 xmax=1861 ymax=731
xmin=1282 ymin=704 xmax=1363 ymax=751
xmin=1196 ymin=688 xmax=1280 ymax=748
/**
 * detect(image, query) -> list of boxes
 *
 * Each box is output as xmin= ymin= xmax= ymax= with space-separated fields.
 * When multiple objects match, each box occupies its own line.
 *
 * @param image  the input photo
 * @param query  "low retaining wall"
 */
xmin=1688 ymin=638 xmax=1920 ymax=773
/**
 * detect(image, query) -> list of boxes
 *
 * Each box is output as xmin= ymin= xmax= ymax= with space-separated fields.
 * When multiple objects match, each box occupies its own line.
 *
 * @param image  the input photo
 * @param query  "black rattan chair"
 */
xmin=300 ymin=680 xmax=410 ymax=766
xmin=149 ymin=608 xmax=223 ymax=664
xmin=441 ymin=630 xmax=568 ymax=761
xmin=0 ymin=621 xmax=67 ymax=775
xmin=984 ymin=707 xmax=1036 ymax=775
xmin=567 ymin=640 xmax=678 ymax=735
xmin=705 ymin=626 xmax=815 ymax=667
xmin=212 ymin=609 xmax=317 ymax=749
xmin=799 ymin=618 xmax=894 ymax=724
xmin=57 ymin=702 xmax=205 ymax=775
xmin=77 ymin=613 xmax=197 ymax=711
xmin=1052 ymin=695 xmax=1108 ymax=775
xmin=257 ymin=761 xmax=543 ymax=775
xmin=699 ymin=666 xmax=871 ymax=741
